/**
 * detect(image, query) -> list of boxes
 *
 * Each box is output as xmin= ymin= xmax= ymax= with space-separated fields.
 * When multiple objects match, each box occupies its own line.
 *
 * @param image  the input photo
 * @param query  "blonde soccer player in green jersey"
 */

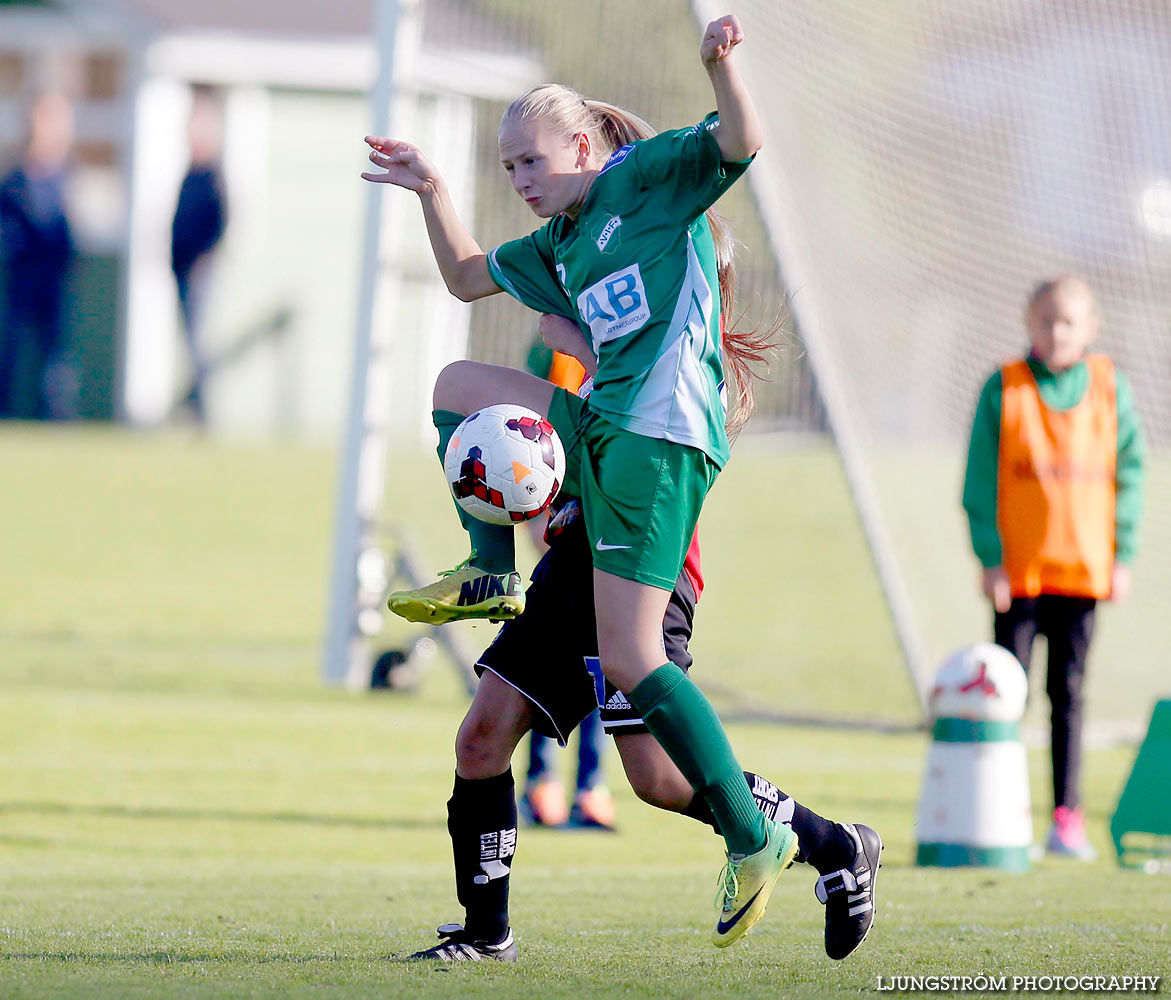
xmin=362 ymin=15 xmax=882 ymax=949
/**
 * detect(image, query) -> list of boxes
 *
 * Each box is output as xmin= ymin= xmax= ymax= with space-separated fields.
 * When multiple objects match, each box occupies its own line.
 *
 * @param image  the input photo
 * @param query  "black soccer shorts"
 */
xmin=474 ymin=508 xmax=696 ymax=745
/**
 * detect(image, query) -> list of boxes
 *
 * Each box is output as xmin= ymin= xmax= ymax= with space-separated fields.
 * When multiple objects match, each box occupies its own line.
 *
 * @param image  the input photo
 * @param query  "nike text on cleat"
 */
xmin=712 ymin=819 xmax=800 ymax=947
xmin=386 ymin=559 xmax=524 ymax=625
xmin=595 ymin=538 xmax=632 ymax=551
xmin=406 ymin=923 xmax=518 ymax=963
xmin=816 ymin=822 xmax=883 ymax=960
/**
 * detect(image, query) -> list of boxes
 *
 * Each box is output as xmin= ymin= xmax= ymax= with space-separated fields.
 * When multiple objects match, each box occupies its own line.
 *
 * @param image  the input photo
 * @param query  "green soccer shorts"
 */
xmin=547 ymin=387 xmax=718 ymax=591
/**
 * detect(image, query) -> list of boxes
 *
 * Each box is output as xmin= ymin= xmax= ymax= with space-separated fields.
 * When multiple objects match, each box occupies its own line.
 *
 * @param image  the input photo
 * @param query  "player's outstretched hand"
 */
xmin=701 ymin=14 xmax=745 ymax=66
xmin=362 ymin=137 xmax=439 ymax=192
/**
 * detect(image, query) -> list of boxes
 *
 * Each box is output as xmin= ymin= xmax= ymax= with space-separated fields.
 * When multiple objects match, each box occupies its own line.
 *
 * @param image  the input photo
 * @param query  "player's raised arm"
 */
xmin=362 ymin=136 xmax=499 ymax=302
xmin=700 ymin=14 xmax=763 ymax=162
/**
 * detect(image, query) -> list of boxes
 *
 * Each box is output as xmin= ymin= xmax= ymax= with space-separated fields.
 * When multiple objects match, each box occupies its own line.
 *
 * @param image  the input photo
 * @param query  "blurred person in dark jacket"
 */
xmin=171 ymin=86 xmax=227 ymax=425
xmin=0 ymin=92 xmax=76 ymax=420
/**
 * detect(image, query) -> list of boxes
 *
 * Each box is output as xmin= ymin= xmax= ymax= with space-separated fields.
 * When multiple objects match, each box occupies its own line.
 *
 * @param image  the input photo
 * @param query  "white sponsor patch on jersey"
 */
xmin=577 ymin=264 xmax=651 ymax=352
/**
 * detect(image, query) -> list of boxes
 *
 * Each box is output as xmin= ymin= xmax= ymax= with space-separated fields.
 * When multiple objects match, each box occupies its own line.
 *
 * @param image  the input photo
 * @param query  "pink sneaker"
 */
xmin=1046 ymin=805 xmax=1097 ymax=860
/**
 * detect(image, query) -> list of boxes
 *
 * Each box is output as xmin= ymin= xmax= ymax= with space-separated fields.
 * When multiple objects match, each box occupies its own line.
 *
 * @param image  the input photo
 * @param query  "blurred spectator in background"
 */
xmin=522 ymin=714 xmax=616 ymax=830
xmin=0 ymin=91 xmax=77 ymax=420
xmin=962 ymin=275 xmax=1145 ymax=861
xmin=171 ymin=86 xmax=227 ymax=425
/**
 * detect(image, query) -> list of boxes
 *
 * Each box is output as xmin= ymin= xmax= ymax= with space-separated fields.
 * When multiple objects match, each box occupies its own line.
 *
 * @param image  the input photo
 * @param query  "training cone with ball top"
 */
xmin=915 ymin=643 xmax=1032 ymax=870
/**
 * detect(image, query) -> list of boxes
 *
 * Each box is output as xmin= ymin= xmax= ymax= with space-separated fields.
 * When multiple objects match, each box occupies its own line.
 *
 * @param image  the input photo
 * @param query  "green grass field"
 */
xmin=1 ymin=426 xmax=1167 ymax=999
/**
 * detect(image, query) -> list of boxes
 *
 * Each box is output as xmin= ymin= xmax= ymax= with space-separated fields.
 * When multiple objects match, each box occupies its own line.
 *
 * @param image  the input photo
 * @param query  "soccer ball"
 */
xmin=444 ymin=403 xmax=566 ymax=525
xmin=930 ymin=643 xmax=1028 ymax=722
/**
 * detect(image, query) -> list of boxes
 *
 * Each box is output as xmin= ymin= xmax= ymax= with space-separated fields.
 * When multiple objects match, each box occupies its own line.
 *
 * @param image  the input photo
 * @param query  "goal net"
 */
xmin=726 ymin=0 xmax=1171 ymax=727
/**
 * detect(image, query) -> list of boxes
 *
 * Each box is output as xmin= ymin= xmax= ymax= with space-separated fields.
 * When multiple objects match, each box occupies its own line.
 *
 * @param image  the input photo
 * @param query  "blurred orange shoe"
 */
xmin=522 ymin=780 xmax=568 ymax=827
xmin=570 ymin=787 xmax=617 ymax=831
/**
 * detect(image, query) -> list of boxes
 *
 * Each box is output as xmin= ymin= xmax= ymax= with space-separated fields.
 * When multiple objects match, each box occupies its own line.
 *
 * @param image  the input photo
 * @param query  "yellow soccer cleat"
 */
xmin=712 ymin=819 xmax=800 ymax=948
xmin=386 ymin=556 xmax=524 ymax=625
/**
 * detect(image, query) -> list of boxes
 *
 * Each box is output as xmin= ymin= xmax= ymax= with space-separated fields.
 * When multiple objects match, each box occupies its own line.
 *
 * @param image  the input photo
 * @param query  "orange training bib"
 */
xmin=997 ymin=355 xmax=1117 ymax=599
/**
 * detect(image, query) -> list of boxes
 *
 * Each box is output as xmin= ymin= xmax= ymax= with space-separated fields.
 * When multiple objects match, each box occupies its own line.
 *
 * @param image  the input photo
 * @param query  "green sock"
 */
xmin=629 ymin=663 xmax=768 ymax=856
xmin=434 ymin=409 xmax=516 ymax=576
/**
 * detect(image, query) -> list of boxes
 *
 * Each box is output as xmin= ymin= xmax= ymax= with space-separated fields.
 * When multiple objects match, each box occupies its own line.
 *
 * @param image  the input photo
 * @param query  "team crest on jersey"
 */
xmin=595 ymin=215 xmax=622 ymax=252
xmin=577 ymin=264 xmax=651 ymax=350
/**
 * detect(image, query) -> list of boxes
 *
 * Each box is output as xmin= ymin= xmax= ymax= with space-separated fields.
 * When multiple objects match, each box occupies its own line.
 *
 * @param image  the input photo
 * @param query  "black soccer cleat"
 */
xmin=815 ymin=823 xmax=883 ymax=960
xmin=406 ymin=923 xmax=518 ymax=963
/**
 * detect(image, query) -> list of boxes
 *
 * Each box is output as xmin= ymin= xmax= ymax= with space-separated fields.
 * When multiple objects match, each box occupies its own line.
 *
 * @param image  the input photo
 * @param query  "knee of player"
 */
xmin=454 ymin=714 xmax=507 ymax=768
xmin=629 ymin=775 xmax=668 ymax=809
xmin=595 ymin=635 xmax=641 ymax=688
xmin=627 ymin=768 xmax=691 ymax=812
xmin=595 ymin=653 xmax=658 ymax=696
xmin=432 ymin=359 xmax=476 ymax=410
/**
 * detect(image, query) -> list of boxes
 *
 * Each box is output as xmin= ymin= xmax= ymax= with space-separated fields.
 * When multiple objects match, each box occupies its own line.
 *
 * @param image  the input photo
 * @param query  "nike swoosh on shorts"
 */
xmin=595 ymin=539 xmax=632 ymax=551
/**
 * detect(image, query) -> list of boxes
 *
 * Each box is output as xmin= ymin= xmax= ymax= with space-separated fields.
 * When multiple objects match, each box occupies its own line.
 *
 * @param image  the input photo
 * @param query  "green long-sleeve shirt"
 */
xmin=962 ymin=354 xmax=1145 ymax=570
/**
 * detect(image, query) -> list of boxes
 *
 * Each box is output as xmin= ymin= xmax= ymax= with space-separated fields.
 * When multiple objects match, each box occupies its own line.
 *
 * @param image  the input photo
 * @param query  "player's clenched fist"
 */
xmin=701 ymin=14 xmax=745 ymax=66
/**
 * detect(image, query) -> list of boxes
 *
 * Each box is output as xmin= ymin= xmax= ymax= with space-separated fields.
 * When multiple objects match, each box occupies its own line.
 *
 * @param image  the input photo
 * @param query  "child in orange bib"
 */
xmin=962 ymin=276 xmax=1145 ymax=860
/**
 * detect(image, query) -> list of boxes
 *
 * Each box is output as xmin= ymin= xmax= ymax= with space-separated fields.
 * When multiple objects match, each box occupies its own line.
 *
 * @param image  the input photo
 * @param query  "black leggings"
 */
xmin=994 ymin=595 xmax=1097 ymax=811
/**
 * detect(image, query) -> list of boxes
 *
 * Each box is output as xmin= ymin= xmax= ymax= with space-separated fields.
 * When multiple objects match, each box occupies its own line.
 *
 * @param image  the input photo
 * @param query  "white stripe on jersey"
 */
xmin=622 ymin=230 xmax=719 ymax=451
xmin=487 ymin=246 xmax=524 ymax=301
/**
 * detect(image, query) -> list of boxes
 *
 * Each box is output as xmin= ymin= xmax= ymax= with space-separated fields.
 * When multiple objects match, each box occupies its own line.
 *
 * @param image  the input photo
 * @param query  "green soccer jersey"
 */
xmin=486 ymin=113 xmax=751 ymax=468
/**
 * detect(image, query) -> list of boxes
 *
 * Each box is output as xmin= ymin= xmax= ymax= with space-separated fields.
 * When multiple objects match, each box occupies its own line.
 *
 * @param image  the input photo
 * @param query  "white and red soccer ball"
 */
xmin=930 ymin=643 xmax=1028 ymax=722
xmin=444 ymin=403 xmax=566 ymax=526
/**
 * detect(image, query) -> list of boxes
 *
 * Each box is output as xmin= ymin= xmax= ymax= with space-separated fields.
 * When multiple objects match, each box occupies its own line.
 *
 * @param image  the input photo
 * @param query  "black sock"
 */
xmin=447 ymin=769 xmax=516 ymax=944
xmin=680 ymin=789 xmax=721 ymax=832
xmin=680 ymin=771 xmax=852 ymax=871
xmin=790 ymin=803 xmax=854 ymax=874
